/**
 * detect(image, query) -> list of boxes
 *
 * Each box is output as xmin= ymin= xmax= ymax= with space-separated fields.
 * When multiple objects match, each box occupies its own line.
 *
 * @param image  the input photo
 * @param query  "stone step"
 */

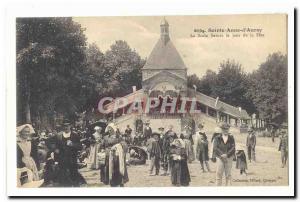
xmin=113 ymin=113 xmax=240 ymax=135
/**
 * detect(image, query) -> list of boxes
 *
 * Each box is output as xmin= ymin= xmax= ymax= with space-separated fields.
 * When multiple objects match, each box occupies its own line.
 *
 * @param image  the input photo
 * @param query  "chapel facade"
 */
xmin=102 ymin=18 xmax=253 ymax=133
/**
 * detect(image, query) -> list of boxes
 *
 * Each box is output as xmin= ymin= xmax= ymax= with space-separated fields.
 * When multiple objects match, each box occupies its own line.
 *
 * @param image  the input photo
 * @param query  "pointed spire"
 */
xmin=160 ymin=17 xmax=170 ymax=45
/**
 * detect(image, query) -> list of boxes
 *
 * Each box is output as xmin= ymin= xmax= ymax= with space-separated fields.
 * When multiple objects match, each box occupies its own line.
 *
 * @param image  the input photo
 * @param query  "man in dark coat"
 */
xmin=148 ymin=133 xmax=162 ymax=176
xmin=246 ymin=126 xmax=256 ymax=162
xmin=213 ymin=122 xmax=236 ymax=186
xmin=161 ymin=126 xmax=175 ymax=176
xmin=124 ymin=125 xmax=133 ymax=145
xmin=143 ymin=120 xmax=152 ymax=145
xmin=271 ymin=126 xmax=276 ymax=143
xmin=54 ymin=120 xmax=86 ymax=187
xmin=196 ymin=133 xmax=210 ymax=172
xmin=158 ymin=127 xmax=165 ymax=150
xmin=278 ymin=123 xmax=288 ymax=168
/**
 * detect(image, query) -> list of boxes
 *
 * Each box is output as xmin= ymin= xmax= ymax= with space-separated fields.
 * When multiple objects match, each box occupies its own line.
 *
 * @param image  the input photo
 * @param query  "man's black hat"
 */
xmin=152 ymin=132 xmax=160 ymax=138
xmin=62 ymin=119 xmax=71 ymax=126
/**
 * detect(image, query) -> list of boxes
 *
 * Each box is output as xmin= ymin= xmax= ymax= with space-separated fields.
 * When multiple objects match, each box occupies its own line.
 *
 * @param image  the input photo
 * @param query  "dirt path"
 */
xmin=81 ymin=139 xmax=288 ymax=187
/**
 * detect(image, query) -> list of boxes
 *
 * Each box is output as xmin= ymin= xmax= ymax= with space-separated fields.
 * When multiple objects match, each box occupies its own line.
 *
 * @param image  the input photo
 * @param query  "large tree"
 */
xmin=17 ymin=17 xmax=88 ymax=126
xmin=246 ymin=52 xmax=288 ymax=124
xmin=188 ymin=70 xmax=217 ymax=96
xmin=212 ymin=59 xmax=254 ymax=112
xmin=188 ymin=60 xmax=255 ymax=113
xmin=102 ymin=40 xmax=145 ymax=97
xmin=82 ymin=40 xmax=146 ymax=122
xmin=83 ymin=43 xmax=106 ymax=108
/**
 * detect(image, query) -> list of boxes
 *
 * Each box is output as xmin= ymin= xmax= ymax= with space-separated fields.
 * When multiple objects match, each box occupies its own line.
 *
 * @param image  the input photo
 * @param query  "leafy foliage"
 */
xmin=246 ymin=53 xmax=288 ymax=124
xmin=102 ymin=40 xmax=145 ymax=97
xmin=213 ymin=60 xmax=254 ymax=113
xmin=17 ymin=18 xmax=145 ymax=127
xmin=187 ymin=55 xmax=288 ymax=125
xmin=188 ymin=70 xmax=217 ymax=96
xmin=188 ymin=60 xmax=255 ymax=113
xmin=17 ymin=18 xmax=88 ymax=125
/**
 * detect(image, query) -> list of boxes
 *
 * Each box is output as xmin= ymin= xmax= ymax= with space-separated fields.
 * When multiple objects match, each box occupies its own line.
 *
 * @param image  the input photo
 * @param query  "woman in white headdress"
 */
xmin=100 ymin=123 xmax=128 ymax=186
xmin=17 ymin=124 xmax=42 ymax=187
xmin=169 ymin=135 xmax=191 ymax=186
xmin=87 ymin=126 xmax=103 ymax=170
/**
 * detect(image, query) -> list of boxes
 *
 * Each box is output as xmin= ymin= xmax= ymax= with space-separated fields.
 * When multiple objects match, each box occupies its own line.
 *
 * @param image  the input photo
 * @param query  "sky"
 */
xmin=73 ymin=14 xmax=287 ymax=78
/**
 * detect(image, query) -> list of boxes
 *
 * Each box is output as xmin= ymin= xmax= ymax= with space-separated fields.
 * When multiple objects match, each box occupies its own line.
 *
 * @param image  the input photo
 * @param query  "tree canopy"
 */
xmin=17 ymin=17 xmax=88 ymax=126
xmin=17 ymin=18 xmax=145 ymax=127
xmin=188 ymin=60 xmax=255 ymax=113
xmin=246 ymin=53 xmax=288 ymax=124
xmin=187 ymin=54 xmax=288 ymax=125
xmin=102 ymin=40 xmax=145 ymax=97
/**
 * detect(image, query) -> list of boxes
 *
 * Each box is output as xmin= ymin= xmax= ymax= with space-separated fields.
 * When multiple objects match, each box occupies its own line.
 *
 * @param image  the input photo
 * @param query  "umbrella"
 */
xmin=88 ymin=120 xmax=108 ymax=134
xmin=128 ymin=146 xmax=148 ymax=160
xmin=267 ymin=122 xmax=279 ymax=128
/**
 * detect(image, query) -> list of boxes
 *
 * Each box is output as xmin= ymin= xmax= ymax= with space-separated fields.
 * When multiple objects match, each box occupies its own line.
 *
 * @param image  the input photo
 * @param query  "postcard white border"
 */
xmin=4 ymin=0 xmax=295 ymax=197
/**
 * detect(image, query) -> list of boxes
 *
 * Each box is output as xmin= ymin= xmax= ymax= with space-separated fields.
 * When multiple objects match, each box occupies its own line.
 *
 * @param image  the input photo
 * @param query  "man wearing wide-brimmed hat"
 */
xmin=54 ymin=119 xmax=86 ymax=187
xmin=161 ymin=125 xmax=175 ymax=176
xmin=212 ymin=122 xmax=236 ymax=186
xmin=158 ymin=126 xmax=165 ymax=138
xmin=124 ymin=125 xmax=133 ymax=145
xmin=278 ymin=123 xmax=288 ymax=168
xmin=158 ymin=127 xmax=165 ymax=159
xmin=148 ymin=132 xmax=162 ymax=176
xmin=196 ymin=131 xmax=210 ymax=173
xmin=143 ymin=120 xmax=152 ymax=146
xmin=246 ymin=126 xmax=256 ymax=162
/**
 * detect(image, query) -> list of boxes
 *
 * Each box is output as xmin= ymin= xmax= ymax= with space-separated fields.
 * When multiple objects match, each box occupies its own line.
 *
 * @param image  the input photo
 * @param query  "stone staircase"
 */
xmin=113 ymin=112 xmax=240 ymax=135
xmin=148 ymin=118 xmax=181 ymax=132
xmin=196 ymin=113 xmax=240 ymax=135
xmin=113 ymin=114 xmax=137 ymax=132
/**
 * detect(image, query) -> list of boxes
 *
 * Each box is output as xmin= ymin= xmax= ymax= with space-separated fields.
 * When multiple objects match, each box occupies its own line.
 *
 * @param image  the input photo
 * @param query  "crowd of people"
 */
xmin=16 ymin=117 xmax=289 ymax=188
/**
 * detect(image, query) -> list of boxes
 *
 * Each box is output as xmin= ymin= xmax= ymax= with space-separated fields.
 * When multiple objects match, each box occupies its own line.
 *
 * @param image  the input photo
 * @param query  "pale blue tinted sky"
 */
xmin=73 ymin=14 xmax=287 ymax=78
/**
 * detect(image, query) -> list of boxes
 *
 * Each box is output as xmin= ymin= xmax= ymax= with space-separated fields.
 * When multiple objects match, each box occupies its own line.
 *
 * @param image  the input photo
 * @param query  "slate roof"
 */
xmin=143 ymin=39 xmax=186 ymax=70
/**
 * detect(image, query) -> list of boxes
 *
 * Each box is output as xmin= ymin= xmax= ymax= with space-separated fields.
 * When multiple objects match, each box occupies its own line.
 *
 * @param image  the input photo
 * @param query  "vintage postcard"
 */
xmin=6 ymin=8 xmax=295 ymax=197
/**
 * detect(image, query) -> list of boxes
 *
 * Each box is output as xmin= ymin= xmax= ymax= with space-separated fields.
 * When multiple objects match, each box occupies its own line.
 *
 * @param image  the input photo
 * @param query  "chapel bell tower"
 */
xmin=160 ymin=18 xmax=170 ymax=45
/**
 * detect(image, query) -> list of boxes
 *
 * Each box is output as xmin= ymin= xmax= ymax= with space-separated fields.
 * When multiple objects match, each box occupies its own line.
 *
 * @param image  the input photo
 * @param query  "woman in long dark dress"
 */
xmin=100 ymin=123 xmax=128 ymax=187
xmin=169 ymin=136 xmax=191 ymax=186
xmin=236 ymin=150 xmax=247 ymax=175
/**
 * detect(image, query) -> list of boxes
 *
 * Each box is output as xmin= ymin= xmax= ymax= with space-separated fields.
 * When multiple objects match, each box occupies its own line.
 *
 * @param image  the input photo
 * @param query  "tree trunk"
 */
xmin=25 ymin=101 xmax=31 ymax=123
xmin=24 ymin=77 xmax=31 ymax=123
xmin=40 ymin=111 xmax=50 ymax=130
